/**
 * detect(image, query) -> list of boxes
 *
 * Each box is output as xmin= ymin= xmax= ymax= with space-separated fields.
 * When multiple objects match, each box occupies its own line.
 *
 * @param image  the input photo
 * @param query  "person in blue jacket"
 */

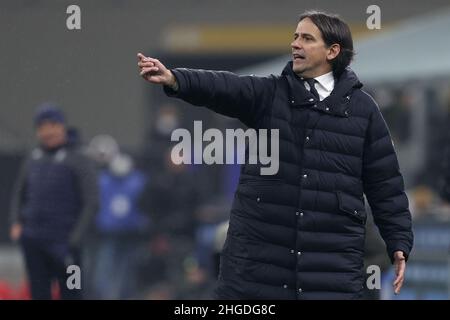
xmin=9 ymin=104 xmax=98 ymax=299
xmin=92 ymin=152 xmax=149 ymax=299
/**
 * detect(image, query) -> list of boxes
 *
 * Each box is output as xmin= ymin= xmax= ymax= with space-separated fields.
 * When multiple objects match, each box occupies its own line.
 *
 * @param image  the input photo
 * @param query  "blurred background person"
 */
xmin=86 ymin=134 xmax=120 ymax=170
xmin=92 ymin=152 xmax=150 ymax=299
xmin=81 ymin=134 xmax=121 ymax=298
xmin=138 ymin=146 xmax=203 ymax=299
xmin=8 ymin=104 xmax=98 ymax=299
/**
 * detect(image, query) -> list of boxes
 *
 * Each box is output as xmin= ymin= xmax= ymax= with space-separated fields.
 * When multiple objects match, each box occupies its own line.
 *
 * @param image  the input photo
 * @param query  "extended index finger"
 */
xmin=137 ymin=52 xmax=147 ymax=61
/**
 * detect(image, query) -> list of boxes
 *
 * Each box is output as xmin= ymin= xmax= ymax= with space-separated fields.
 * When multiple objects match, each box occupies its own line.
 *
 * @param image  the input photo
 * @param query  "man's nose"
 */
xmin=291 ymin=40 xmax=300 ymax=49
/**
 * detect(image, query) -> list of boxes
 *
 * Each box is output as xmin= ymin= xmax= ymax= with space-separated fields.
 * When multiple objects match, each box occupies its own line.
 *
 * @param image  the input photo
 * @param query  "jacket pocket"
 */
xmin=336 ymin=191 xmax=366 ymax=224
xmin=236 ymin=178 xmax=284 ymax=204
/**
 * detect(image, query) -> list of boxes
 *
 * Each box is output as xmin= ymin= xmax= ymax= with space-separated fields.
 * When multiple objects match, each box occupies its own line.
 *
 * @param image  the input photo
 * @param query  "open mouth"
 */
xmin=293 ymin=53 xmax=305 ymax=61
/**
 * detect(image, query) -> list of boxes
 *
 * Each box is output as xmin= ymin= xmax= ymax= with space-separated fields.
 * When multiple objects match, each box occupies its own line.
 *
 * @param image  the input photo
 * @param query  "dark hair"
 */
xmin=299 ymin=10 xmax=355 ymax=77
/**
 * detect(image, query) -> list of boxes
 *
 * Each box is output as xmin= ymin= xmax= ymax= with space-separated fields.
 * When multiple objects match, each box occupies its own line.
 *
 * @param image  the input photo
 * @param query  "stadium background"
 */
xmin=1 ymin=0 xmax=450 ymax=299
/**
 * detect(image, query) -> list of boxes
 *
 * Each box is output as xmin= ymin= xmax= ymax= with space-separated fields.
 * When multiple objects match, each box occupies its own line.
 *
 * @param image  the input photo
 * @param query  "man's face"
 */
xmin=36 ymin=121 xmax=67 ymax=149
xmin=291 ymin=18 xmax=333 ymax=78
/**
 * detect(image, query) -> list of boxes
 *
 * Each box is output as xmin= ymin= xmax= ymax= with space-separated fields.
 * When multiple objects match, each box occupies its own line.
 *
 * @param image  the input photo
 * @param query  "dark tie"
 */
xmin=304 ymin=78 xmax=319 ymax=100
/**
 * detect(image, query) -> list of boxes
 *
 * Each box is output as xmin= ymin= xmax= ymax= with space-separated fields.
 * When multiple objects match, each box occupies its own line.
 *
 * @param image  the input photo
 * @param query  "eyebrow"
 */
xmin=294 ymin=32 xmax=316 ymax=39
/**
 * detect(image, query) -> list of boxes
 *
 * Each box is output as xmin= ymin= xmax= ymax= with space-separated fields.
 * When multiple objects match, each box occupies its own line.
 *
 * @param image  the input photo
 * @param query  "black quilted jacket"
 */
xmin=164 ymin=61 xmax=413 ymax=300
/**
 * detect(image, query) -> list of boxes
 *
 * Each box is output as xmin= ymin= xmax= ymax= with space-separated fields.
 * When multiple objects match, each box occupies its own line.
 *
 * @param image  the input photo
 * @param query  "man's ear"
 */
xmin=326 ymin=44 xmax=341 ymax=61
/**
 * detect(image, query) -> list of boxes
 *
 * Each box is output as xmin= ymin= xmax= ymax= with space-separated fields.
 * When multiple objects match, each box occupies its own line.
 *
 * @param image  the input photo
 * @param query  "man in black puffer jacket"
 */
xmin=137 ymin=10 xmax=413 ymax=299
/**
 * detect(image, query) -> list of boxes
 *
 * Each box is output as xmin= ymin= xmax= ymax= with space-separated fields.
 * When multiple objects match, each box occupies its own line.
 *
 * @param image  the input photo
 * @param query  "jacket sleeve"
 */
xmin=9 ymin=158 xmax=29 ymax=225
xmin=163 ymin=68 xmax=276 ymax=128
xmin=69 ymin=153 xmax=99 ymax=248
xmin=362 ymin=102 xmax=414 ymax=264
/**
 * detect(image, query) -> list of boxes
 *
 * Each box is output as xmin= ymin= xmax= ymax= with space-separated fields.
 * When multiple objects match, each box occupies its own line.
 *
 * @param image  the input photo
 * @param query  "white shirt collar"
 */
xmin=301 ymin=71 xmax=335 ymax=101
xmin=314 ymin=71 xmax=335 ymax=93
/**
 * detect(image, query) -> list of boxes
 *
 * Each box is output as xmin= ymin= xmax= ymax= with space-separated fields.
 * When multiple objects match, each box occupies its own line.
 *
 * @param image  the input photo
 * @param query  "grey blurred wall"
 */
xmin=1 ymin=0 xmax=448 ymax=151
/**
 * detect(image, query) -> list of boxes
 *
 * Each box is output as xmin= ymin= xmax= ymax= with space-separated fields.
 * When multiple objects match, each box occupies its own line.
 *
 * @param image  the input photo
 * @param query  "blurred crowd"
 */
xmin=73 ymin=110 xmax=233 ymax=300
xmin=1 ymin=102 xmax=234 ymax=300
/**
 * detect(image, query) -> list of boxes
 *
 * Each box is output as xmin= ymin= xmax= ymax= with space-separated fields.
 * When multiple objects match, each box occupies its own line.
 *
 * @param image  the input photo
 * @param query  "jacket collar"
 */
xmin=281 ymin=61 xmax=363 ymax=117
